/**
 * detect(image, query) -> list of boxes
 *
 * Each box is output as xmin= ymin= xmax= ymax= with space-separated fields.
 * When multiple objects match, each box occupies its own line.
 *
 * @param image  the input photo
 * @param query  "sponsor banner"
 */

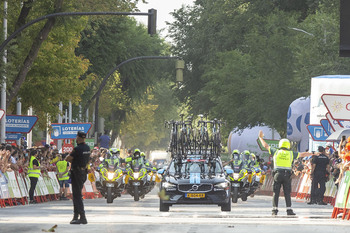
xmin=51 ymin=123 xmax=92 ymax=139
xmin=326 ymin=113 xmax=343 ymax=132
xmin=5 ymin=171 xmax=22 ymax=198
xmin=256 ymin=139 xmax=280 ymax=151
xmin=338 ymin=120 xmax=350 ymax=129
xmin=16 ymin=174 xmax=29 ymax=198
xmin=6 ymin=133 xmax=22 ymax=140
xmin=48 ymin=172 xmax=60 ymax=194
xmin=335 ymin=171 xmax=350 ymax=208
xmin=0 ymin=171 xmax=9 ymax=199
xmin=307 ymin=124 xmax=329 ymax=141
xmin=6 ymin=115 xmax=38 ymax=133
xmin=320 ymin=119 xmax=334 ymax=136
xmin=322 ymin=94 xmax=350 ymax=120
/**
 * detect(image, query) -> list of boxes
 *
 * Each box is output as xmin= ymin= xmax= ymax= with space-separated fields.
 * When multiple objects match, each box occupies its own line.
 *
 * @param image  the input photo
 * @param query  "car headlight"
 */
xmin=107 ymin=172 xmax=114 ymax=180
xmin=134 ymin=172 xmax=140 ymax=179
xmin=162 ymin=182 xmax=176 ymax=189
xmin=214 ymin=182 xmax=230 ymax=189
xmin=233 ymin=173 xmax=240 ymax=180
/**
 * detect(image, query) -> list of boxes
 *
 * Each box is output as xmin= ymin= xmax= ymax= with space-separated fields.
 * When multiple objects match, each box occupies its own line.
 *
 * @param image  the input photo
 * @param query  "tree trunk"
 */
xmin=15 ymin=0 xmax=35 ymax=31
xmin=6 ymin=0 xmax=64 ymax=108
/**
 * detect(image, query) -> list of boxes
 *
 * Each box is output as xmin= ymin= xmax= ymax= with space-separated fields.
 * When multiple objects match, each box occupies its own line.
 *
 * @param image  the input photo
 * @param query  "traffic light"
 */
xmin=340 ymin=0 xmax=350 ymax=57
xmin=148 ymin=9 xmax=157 ymax=36
xmin=175 ymin=60 xmax=185 ymax=83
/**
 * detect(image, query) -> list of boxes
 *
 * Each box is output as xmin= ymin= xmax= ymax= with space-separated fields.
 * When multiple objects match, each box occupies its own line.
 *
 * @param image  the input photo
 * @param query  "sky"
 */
xmin=136 ymin=0 xmax=195 ymax=41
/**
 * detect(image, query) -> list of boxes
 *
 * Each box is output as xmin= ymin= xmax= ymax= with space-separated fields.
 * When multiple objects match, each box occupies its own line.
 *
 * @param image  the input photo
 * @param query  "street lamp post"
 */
xmin=1 ymin=0 xmax=8 ymax=143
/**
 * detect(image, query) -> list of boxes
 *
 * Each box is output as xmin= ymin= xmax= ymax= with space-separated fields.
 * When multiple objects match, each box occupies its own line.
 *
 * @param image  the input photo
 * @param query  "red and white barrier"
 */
xmin=0 ymin=171 xmax=101 ymax=208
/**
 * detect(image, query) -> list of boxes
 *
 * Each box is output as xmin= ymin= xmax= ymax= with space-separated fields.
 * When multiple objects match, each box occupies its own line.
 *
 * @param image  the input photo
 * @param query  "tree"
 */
xmin=0 ymin=0 xmax=143 ymax=127
xmin=168 ymin=0 xmax=350 ymax=137
xmin=75 ymin=16 xmax=173 ymax=142
xmin=120 ymin=80 xmax=179 ymax=151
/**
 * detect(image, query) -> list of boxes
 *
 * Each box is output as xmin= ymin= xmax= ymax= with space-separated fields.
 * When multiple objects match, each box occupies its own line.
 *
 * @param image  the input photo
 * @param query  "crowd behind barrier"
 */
xmin=0 ymin=143 xmax=134 ymax=207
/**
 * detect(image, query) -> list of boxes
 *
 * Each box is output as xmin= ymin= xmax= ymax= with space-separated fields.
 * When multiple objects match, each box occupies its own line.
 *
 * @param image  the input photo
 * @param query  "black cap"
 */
xmin=77 ymin=131 xmax=87 ymax=138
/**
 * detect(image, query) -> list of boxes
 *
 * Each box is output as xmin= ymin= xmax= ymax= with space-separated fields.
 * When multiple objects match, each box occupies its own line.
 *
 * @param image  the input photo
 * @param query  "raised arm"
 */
xmin=258 ymin=130 xmax=270 ymax=151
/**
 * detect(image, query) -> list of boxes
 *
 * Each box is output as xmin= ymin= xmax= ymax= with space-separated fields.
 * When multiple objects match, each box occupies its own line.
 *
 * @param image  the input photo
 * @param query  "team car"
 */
xmin=158 ymin=155 xmax=231 ymax=212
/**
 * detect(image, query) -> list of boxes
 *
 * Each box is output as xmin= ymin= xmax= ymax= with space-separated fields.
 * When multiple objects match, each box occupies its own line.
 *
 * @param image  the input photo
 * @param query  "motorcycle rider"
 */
xmin=242 ymin=150 xmax=253 ymax=169
xmin=126 ymin=149 xmax=145 ymax=170
xmin=250 ymin=153 xmax=260 ymax=168
xmin=107 ymin=148 xmax=124 ymax=168
xmin=223 ymin=150 xmax=243 ymax=169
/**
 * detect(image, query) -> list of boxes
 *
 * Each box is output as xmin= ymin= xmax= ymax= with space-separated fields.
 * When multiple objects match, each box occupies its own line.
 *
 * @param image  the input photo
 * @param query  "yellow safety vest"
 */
xmin=273 ymin=149 xmax=294 ymax=170
xmin=28 ymin=156 xmax=41 ymax=178
xmin=56 ymin=161 xmax=69 ymax=181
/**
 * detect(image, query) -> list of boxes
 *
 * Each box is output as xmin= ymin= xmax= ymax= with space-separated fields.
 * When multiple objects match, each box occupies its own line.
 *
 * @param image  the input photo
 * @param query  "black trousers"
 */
xmin=71 ymin=169 xmax=87 ymax=215
xmin=272 ymin=170 xmax=292 ymax=208
xmin=29 ymin=177 xmax=38 ymax=201
xmin=310 ymin=173 xmax=326 ymax=203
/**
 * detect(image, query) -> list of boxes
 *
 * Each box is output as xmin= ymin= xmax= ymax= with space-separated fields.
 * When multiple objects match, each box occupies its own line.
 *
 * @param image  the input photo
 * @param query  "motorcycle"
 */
xmin=226 ymin=165 xmax=250 ymax=203
xmin=125 ymin=166 xmax=148 ymax=201
xmin=250 ymin=167 xmax=265 ymax=194
xmin=144 ymin=168 xmax=158 ymax=194
xmin=96 ymin=165 xmax=124 ymax=204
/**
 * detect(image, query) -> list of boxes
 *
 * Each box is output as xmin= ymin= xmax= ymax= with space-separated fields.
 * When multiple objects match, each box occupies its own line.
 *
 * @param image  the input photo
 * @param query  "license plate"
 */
xmin=106 ymin=183 xmax=114 ymax=187
xmin=232 ymin=183 xmax=240 ymax=187
xmin=186 ymin=193 xmax=205 ymax=198
xmin=133 ymin=182 xmax=140 ymax=186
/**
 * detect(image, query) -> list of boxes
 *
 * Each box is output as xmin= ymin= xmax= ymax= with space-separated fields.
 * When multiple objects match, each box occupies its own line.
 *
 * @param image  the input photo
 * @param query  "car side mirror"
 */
xmin=158 ymin=169 xmax=165 ymax=175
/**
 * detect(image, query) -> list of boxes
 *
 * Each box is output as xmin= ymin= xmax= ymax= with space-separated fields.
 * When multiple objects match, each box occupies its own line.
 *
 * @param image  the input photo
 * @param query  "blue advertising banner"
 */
xmin=307 ymin=124 xmax=329 ymax=141
xmin=5 ymin=133 xmax=22 ymax=140
xmin=320 ymin=119 xmax=334 ymax=136
xmin=5 ymin=115 xmax=38 ymax=133
xmin=51 ymin=123 xmax=92 ymax=139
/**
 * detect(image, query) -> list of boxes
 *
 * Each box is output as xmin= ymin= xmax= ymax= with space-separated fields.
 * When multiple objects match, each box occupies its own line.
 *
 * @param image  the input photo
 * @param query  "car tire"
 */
xmin=159 ymin=199 xmax=170 ymax=212
xmin=221 ymin=196 xmax=231 ymax=212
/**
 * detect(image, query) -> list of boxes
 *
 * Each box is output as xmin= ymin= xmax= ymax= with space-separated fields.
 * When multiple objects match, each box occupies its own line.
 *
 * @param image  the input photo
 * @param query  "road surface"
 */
xmin=0 ymin=188 xmax=349 ymax=233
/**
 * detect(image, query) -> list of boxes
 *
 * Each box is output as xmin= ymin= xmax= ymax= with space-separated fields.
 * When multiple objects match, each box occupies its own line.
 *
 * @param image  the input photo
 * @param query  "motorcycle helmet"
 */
xmin=141 ymin=152 xmax=146 ymax=157
xmin=251 ymin=153 xmax=256 ymax=160
xmin=110 ymin=148 xmax=120 ymax=155
xmin=279 ymin=138 xmax=290 ymax=149
xmin=134 ymin=149 xmax=141 ymax=158
xmin=232 ymin=149 xmax=240 ymax=160
xmin=243 ymin=150 xmax=250 ymax=160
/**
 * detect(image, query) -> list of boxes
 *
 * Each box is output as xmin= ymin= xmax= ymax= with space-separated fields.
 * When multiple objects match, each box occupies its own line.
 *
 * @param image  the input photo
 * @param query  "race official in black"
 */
xmin=308 ymin=146 xmax=330 ymax=205
xmin=66 ymin=131 xmax=91 ymax=224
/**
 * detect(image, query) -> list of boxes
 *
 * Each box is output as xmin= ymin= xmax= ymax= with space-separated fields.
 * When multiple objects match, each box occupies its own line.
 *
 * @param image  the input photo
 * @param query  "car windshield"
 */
xmin=167 ymin=158 xmax=223 ymax=175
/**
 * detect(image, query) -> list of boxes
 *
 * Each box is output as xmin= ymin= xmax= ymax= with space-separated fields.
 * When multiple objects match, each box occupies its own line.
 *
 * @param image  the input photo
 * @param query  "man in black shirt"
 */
xmin=66 ymin=131 xmax=91 ymax=224
xmin=308 ymin=146 xmax=330 ymax=205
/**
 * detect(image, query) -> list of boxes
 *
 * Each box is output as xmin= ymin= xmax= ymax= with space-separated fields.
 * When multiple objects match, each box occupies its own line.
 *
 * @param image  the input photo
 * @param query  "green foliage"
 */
xmin=120 ymin=80 xmax=179 ymax=151
xmin=0 ymin=0 xmax=156 ymax=130
xmin=168 ymin=0 xmax=350 ymax=137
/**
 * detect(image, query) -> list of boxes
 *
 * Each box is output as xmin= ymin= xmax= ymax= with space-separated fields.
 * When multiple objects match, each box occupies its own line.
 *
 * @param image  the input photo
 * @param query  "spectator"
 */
xmin=28 ymin=150 xmax=41 ymax=204
xmin=325 ymin=143 xmax=334 ymax=156
xmin=99 ymin=130 xmax=110 ymax=149
xmin=56 ymin=154 xmax=70 ymax=200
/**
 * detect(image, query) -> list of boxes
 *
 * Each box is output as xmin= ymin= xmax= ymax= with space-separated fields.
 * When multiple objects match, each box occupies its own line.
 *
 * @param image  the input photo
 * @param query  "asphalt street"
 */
xmin=0 ymin=188 xmax=349 ymax=233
